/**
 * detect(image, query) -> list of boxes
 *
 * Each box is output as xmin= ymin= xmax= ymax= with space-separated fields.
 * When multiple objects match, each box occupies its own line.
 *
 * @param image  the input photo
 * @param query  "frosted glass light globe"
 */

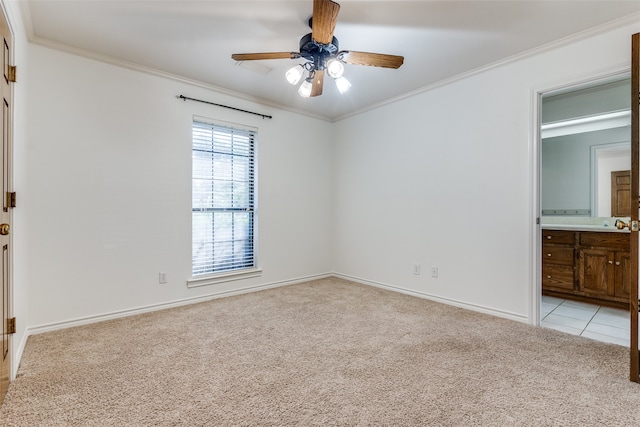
xmin=285 ymin=65 xmax=304 ymax=85
xmin=298 ymin=79 xmax=312 ymax=97
xmin=326 ymin=59 xmax=344 ymax=78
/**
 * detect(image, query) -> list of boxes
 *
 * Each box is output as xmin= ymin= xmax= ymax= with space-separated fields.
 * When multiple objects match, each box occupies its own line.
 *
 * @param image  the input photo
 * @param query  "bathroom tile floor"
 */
xmin=541 ymin=295 xmax=630 ymax=347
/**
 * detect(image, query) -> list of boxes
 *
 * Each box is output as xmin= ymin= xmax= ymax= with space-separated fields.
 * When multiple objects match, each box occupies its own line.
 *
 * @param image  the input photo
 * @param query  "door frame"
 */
xmin=591 ymin=143 xmax=631 ymax=217
xmin=531 ymin=70 xmax=632 ymax=329
xmin=630 ymin=32 xmax=639 ymax=382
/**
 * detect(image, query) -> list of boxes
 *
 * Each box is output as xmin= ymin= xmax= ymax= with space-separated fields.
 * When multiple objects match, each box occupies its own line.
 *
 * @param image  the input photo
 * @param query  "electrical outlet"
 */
xmin=413 ymin=263 xmax=421 ymax=275
xmin=431 ymin=267 xmax=438 ymax=278
xmin=159 ymin=272 xmax=167 ymax=284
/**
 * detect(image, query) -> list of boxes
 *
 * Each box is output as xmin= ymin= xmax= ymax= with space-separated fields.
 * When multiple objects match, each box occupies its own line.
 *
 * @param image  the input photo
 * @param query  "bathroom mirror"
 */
xmin=541 ymin=77 xmax=631 ymax=218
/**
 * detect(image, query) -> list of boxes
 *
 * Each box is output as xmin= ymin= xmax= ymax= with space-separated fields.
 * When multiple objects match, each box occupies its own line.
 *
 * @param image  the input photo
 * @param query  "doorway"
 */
xmin=538 ymin=75 xmax=632 ymax=346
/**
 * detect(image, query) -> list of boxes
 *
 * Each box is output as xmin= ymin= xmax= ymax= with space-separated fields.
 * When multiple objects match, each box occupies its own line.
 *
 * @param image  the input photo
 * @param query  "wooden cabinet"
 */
xmin=578 ymin=248 xmax=615 ymax=297
xmin=615 ymin=251 xmax=632 ymax=299
xmin=542 ymin=230 xmax=575 ymax=292
xmin=542 ymin=229 xmax=630 ymax=308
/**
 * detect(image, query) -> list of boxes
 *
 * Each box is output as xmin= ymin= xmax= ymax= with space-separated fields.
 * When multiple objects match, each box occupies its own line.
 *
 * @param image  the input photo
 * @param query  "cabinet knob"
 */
xmin=608 ymin=260 xmax=613 ymax=264
xmin=547 ymin=275 xmax=552 ymax=279
xmin=547 ymin=253 xmax=552 ymax=257
xmin=616 ymin=261 xmax=621 ymax=266
xmin=546 ymin=236 xmax=552 ymax=239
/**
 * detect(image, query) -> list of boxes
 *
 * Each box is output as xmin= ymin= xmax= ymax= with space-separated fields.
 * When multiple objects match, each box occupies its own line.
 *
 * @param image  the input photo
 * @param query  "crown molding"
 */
xmin=17 ymin=1 xmax=640 ymax=124
xmin=334 ymin=11 xmax=640 ymax=122
xmin=26 ymin=34 xmax=333 ymax=123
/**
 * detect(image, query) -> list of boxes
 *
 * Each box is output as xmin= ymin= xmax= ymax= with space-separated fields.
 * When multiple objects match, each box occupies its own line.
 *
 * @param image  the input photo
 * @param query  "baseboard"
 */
xmin=17 ymin=271 xmax=529 ymax=380
xmin=12 ymin=329 xmax=29 ymax=380
xmin=27 ymin=272 xmax=333 ymax=336
xmin=24 ymin=271 xmax=527 ymax=354
xmin=333 ymin=272 xmax=529 ymax=323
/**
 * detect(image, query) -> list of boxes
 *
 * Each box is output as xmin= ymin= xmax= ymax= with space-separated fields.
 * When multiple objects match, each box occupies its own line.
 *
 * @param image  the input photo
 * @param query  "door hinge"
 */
xmin=7 ymin=317 xmax=15 ymax=334
xmin=6 ymin=192 xmax=15 ymax=208
xmin=632 ymin=221 xmax=639 ymax=232
xmin=7 ymin=65 xmax=16 ymax=83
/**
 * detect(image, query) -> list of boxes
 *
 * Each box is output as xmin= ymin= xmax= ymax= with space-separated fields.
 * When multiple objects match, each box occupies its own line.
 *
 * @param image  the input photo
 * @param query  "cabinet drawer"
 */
xmin=579 ymin=232 xmax=629 ymax=250
xmin=542 ymin=264 xmax=574 ymax=290
xmin=542 ymin=230 xmax=575 ymax=245
xmin=542 ymin=247 xmax=574 ymax=266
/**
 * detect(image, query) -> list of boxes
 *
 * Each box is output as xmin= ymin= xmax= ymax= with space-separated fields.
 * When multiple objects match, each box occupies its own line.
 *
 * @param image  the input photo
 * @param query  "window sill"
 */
xmin=187 ymin=268 xmax=263 ymax=288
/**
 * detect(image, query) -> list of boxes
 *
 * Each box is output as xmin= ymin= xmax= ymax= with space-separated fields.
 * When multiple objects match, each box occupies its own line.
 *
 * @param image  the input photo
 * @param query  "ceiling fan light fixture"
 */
xmin=326 ymin=58 xmax=344 ymax=78
xmin=285 ymin=64 xmax=304 ymax=85
xmin=298 ymin=78 xmax=313 ymax=97
xmin=335 ymin=75 xmax=351 ymax=94
xmin=231 ymin=0 xmax=404 ymax=98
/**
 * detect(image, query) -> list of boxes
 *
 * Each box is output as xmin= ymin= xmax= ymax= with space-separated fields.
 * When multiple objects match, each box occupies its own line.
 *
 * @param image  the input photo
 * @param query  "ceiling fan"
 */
xmin=231 ymin=0 xmax=404 ymax=98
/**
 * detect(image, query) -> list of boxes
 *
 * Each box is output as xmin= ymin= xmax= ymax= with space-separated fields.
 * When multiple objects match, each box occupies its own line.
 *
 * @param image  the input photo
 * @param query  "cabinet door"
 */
xmin=615 ymin=251 xmax=632 ymax=299
xmin=579 ymin=249 xmax=615 ymax=297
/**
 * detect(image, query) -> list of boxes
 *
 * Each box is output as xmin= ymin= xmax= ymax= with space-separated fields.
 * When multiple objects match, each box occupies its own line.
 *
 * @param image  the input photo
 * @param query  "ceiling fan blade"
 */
xmin=310 ymin=70 xmax=324 ymax=97
xmin=231 ymin=52 xmax=300 ymax=61
xmin=341 ymin=51 xmax=404 ymax=69
xmin=312 ymin=0 xmax=340 ymax=44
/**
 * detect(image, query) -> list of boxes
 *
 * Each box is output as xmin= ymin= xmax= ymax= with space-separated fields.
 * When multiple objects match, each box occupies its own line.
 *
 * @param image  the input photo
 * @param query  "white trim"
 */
xmin=19 ymin=271 xmax=535 ymax=378
xmin=335 ymin=12 xmax=640 ymax=122
xmin=590 ymin=142 xmax=631 ymax=217
xmin=20 ymin=7 xmax=640 ymax=124
xmin=532 ymin=69 xmax=632 ymax=327
xmin=28 ymin=272 xmax=332 ymax=335
xmin=192 ymin=115 xmax=258 ymax=133
xmin=332 ymin=273 xmax=528 ymax=324
xmin=530 ymin=88 xmax=542 ymax=326
xmin=187 ymin=268 xmax=263 ymax=288
xmin=26 ymin=271 xmax=531 ymax=337
xmin=12 ymin=328 xmax=28 ymax=380
xmin=29 ymin=36 xmax=331 ymax=123
xmin=190 ymin=119 xmax=259 ymax=283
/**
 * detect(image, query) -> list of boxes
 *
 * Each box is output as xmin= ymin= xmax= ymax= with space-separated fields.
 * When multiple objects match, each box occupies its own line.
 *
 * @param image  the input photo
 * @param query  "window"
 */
xmin=191 ymin=120 xmax=256 ymax=278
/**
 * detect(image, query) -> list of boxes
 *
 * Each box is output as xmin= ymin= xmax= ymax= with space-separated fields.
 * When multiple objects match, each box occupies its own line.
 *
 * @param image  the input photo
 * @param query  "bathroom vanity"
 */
xmin=542 ymin=227 xmax=630 ymax=308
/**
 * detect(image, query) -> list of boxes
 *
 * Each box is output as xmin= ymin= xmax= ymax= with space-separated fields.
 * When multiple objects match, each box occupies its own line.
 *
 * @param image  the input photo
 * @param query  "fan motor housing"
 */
xmin=299 ymin=33 xmax=339 ymax=69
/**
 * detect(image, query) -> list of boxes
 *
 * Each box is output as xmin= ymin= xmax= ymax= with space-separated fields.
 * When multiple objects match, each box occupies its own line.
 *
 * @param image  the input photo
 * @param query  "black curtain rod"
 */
xmin=178 ymin=95 xmax=273 ymax=120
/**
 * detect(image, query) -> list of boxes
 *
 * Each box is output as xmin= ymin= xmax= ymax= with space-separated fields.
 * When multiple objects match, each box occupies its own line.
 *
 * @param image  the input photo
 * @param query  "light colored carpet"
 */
xmin=2 ymin=277 xmax=640 ymax=426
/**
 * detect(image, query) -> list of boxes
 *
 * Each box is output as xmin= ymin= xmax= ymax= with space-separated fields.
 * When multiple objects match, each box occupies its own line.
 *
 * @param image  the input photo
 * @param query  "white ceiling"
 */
xmin=21 ymin=1 xmax=640 ymax=121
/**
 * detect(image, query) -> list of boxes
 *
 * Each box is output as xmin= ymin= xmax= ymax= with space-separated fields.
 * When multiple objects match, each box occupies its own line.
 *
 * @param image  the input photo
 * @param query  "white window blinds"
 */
xmin=192 ymin=120 xmax=256 ymax=276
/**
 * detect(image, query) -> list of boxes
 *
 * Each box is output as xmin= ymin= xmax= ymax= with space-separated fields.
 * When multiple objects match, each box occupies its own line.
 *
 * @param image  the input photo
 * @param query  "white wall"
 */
xmin=26 ymin=44 xmax=333 ymax=329
xmin=332 ymin=19 xmax=640 ymax=320
xmin=12 ymin=5 xmax=640 ymax=374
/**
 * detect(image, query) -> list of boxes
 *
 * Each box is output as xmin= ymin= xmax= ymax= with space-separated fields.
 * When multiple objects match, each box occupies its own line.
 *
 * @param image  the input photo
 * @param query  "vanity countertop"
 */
xmin=542 ymin=224 xmax=629 ymax=233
